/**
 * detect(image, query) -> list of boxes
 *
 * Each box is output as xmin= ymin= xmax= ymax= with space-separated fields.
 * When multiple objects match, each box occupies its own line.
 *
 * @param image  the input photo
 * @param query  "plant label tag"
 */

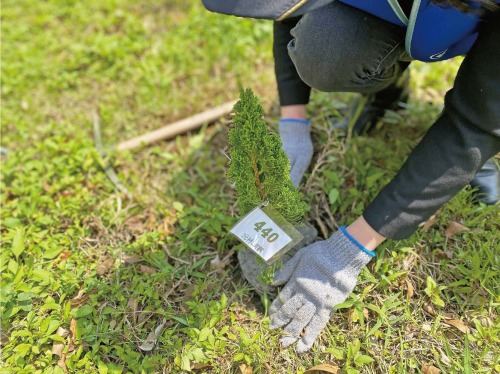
xmin=230 ymin=207 xmax=293 ymax=261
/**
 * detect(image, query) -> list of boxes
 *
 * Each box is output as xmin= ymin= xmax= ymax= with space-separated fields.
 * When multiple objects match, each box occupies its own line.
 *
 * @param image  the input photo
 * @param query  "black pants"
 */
xmin=274 ymin=2 xmax=410 ymax=105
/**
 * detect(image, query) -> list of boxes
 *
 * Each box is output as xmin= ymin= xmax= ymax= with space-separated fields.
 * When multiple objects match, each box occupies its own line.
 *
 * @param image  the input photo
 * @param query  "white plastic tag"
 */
xmin=230 ymin=206 xmax=299 ymax=262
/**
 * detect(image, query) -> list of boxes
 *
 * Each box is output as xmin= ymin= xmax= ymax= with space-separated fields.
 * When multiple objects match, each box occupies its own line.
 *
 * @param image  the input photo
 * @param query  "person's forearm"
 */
xmin=347 ymin=216 xmax=386 ymax=251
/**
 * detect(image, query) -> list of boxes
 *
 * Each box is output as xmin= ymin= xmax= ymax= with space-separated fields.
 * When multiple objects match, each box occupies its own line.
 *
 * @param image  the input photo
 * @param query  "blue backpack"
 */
xmin=202 ymin=0 xmax=498 ymax=62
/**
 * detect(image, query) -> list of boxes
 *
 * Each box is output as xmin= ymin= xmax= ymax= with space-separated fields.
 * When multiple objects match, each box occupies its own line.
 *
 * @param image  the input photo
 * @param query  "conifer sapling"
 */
xmin=227 ymin=88 xmax=308 ymax=223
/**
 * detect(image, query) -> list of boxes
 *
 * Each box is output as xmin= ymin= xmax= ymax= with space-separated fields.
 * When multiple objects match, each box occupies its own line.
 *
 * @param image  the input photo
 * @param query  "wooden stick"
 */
xmin=117 ymin=100 xmax=237 ymax=151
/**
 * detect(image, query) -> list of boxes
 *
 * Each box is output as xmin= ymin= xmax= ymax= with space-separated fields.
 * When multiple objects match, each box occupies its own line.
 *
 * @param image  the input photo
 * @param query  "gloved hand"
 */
xmin=269 ymin=227 xmax=374 ymax=353
xmin=278 ymin=119 xmax=313 ymax=187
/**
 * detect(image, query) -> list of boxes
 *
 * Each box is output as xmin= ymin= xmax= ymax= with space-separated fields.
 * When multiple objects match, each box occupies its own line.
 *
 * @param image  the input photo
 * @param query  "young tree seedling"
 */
xmin=227 ymin=88 xmax=308 ymax=223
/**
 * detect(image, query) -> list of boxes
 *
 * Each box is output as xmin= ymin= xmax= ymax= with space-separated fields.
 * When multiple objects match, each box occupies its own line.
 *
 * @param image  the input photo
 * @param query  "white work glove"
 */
xmin=269 ymin=227 xmax=374 ymax=353
xmin=278 ymin=118 xmax=313 ymax=187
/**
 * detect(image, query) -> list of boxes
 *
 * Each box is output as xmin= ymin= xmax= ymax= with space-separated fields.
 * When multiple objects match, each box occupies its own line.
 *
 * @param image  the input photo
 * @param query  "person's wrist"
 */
xmin=346 ymin=216 xmax=386 ymax=251
xmin=281 ymin=104 xmax=307 ymax=120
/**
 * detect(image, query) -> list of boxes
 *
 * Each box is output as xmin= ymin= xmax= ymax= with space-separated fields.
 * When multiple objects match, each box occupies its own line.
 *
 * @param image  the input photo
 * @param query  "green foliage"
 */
xmin=227 ymin=89 xmax=308 ymax=224
xmin=425 ymin=276 xmax=447 ymax=308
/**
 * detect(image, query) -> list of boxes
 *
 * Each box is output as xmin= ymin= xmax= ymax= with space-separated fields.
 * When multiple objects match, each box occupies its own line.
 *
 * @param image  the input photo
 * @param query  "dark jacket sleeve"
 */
xmin=274 ymin=17 xmax=312 ymax=106
xmin=363 ymin=11 xmax=500 ymax=240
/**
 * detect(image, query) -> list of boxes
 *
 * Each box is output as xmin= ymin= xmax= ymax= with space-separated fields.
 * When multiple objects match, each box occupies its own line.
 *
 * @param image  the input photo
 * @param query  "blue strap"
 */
xmin=279 ymin=118 xmax=310 ymax=125
xmin=341 ymin=226 xmax=376 ymax=257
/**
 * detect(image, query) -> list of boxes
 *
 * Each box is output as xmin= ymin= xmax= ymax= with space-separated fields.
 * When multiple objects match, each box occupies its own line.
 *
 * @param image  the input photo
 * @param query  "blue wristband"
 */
xmin=340 ymin=226 xmax=376 ymax=257
xmin=279 ymin=118 xmax=310 ymax=125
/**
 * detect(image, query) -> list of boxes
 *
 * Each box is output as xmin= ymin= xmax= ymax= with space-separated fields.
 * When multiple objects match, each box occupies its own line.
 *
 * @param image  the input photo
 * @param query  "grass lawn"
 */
xmin=1 ymin=1 xmax=499 ymax=373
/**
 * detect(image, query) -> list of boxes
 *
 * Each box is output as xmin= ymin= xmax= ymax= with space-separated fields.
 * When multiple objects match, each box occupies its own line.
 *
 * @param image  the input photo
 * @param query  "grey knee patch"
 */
xmin=287 ymin=1 xmax=406 ymax=94
xmin=287 ymin=21 xmax=348 ymax=92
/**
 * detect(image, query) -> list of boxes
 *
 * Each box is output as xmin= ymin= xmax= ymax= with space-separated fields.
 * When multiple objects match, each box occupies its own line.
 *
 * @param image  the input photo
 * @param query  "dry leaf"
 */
xmin=421 ymin=212 xmax=440 ymax=232
xmin=402 ymin=254 xmax=417 ymax=271
xmin=138 ymin=264 xmax=156 ymax=275
xmin=138 ymin=318 xmax=166 ymax=351
xmin=96 ymin=255 xmax=114 ymax=275
xmin=51 ymin=329 xmax=67 ymax=362
xmin=406 ymin=279 xmax=414 ymax=298
xmin=52 ymin=341 xmax=65 ymax=357
xmin=70 ymin=289 xmax=89 ymax=308
xmin=442 ymin=312 xmax=456 ymax=320
xmin=157 ymin=210 xmax=178 ymax=236
xmin=422 ymin=364 xmax=441 ymax=374
xmin=444 ymin=319 xmax=470 ymax=333
xmin=58 ymin=353 xmax=68 ymax=373
xmin=444 ymin=221 xmax=469 ymax=238
xmin=69 ymin=318 xmax=77 ymax=336
xmin=123 ymin=254 xmax=142 ymax=265
xmin=304 ymin=363 xmax=340 ymax=373
xmin=445 ymin=250 xmax=454 ymax=259
xmin=56 ymin=327 xmax=69 ymax=339
xmin=1 ymin=331 xmax=9 ymax=347
xmin=127 ymin=298 xmax=138 ymax=324
xmin=125 ymin=215 xmax=148 ymax=234
xmin=60 ymin=190 xmax=73 ymax=198
xmin=68 ymin=318 xmax=77 ymax=353
xmin=423 ymin=303 xmax=436 ymax=316
xmin=138 ymin=332 xmax=159 ymax=352
xmin=42 ymin=180 xmax=52 ymax=193
xmin=238 ymin=364 xmax=253 ymax=374
xmin=363 ymin=308 xmax=369 ymax=319
xmin=58 ymin=251 xmax=71 ymax=262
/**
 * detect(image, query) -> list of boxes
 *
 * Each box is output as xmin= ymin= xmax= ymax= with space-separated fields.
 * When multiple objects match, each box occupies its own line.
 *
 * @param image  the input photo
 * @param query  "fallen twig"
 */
xmin=117 ymin=100 xmax=237 ymax=151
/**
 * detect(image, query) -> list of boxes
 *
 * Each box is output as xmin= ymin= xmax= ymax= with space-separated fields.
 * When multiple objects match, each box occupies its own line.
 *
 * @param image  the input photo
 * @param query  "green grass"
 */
xmin=1 ymin=1 xmax=499 ymax=373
